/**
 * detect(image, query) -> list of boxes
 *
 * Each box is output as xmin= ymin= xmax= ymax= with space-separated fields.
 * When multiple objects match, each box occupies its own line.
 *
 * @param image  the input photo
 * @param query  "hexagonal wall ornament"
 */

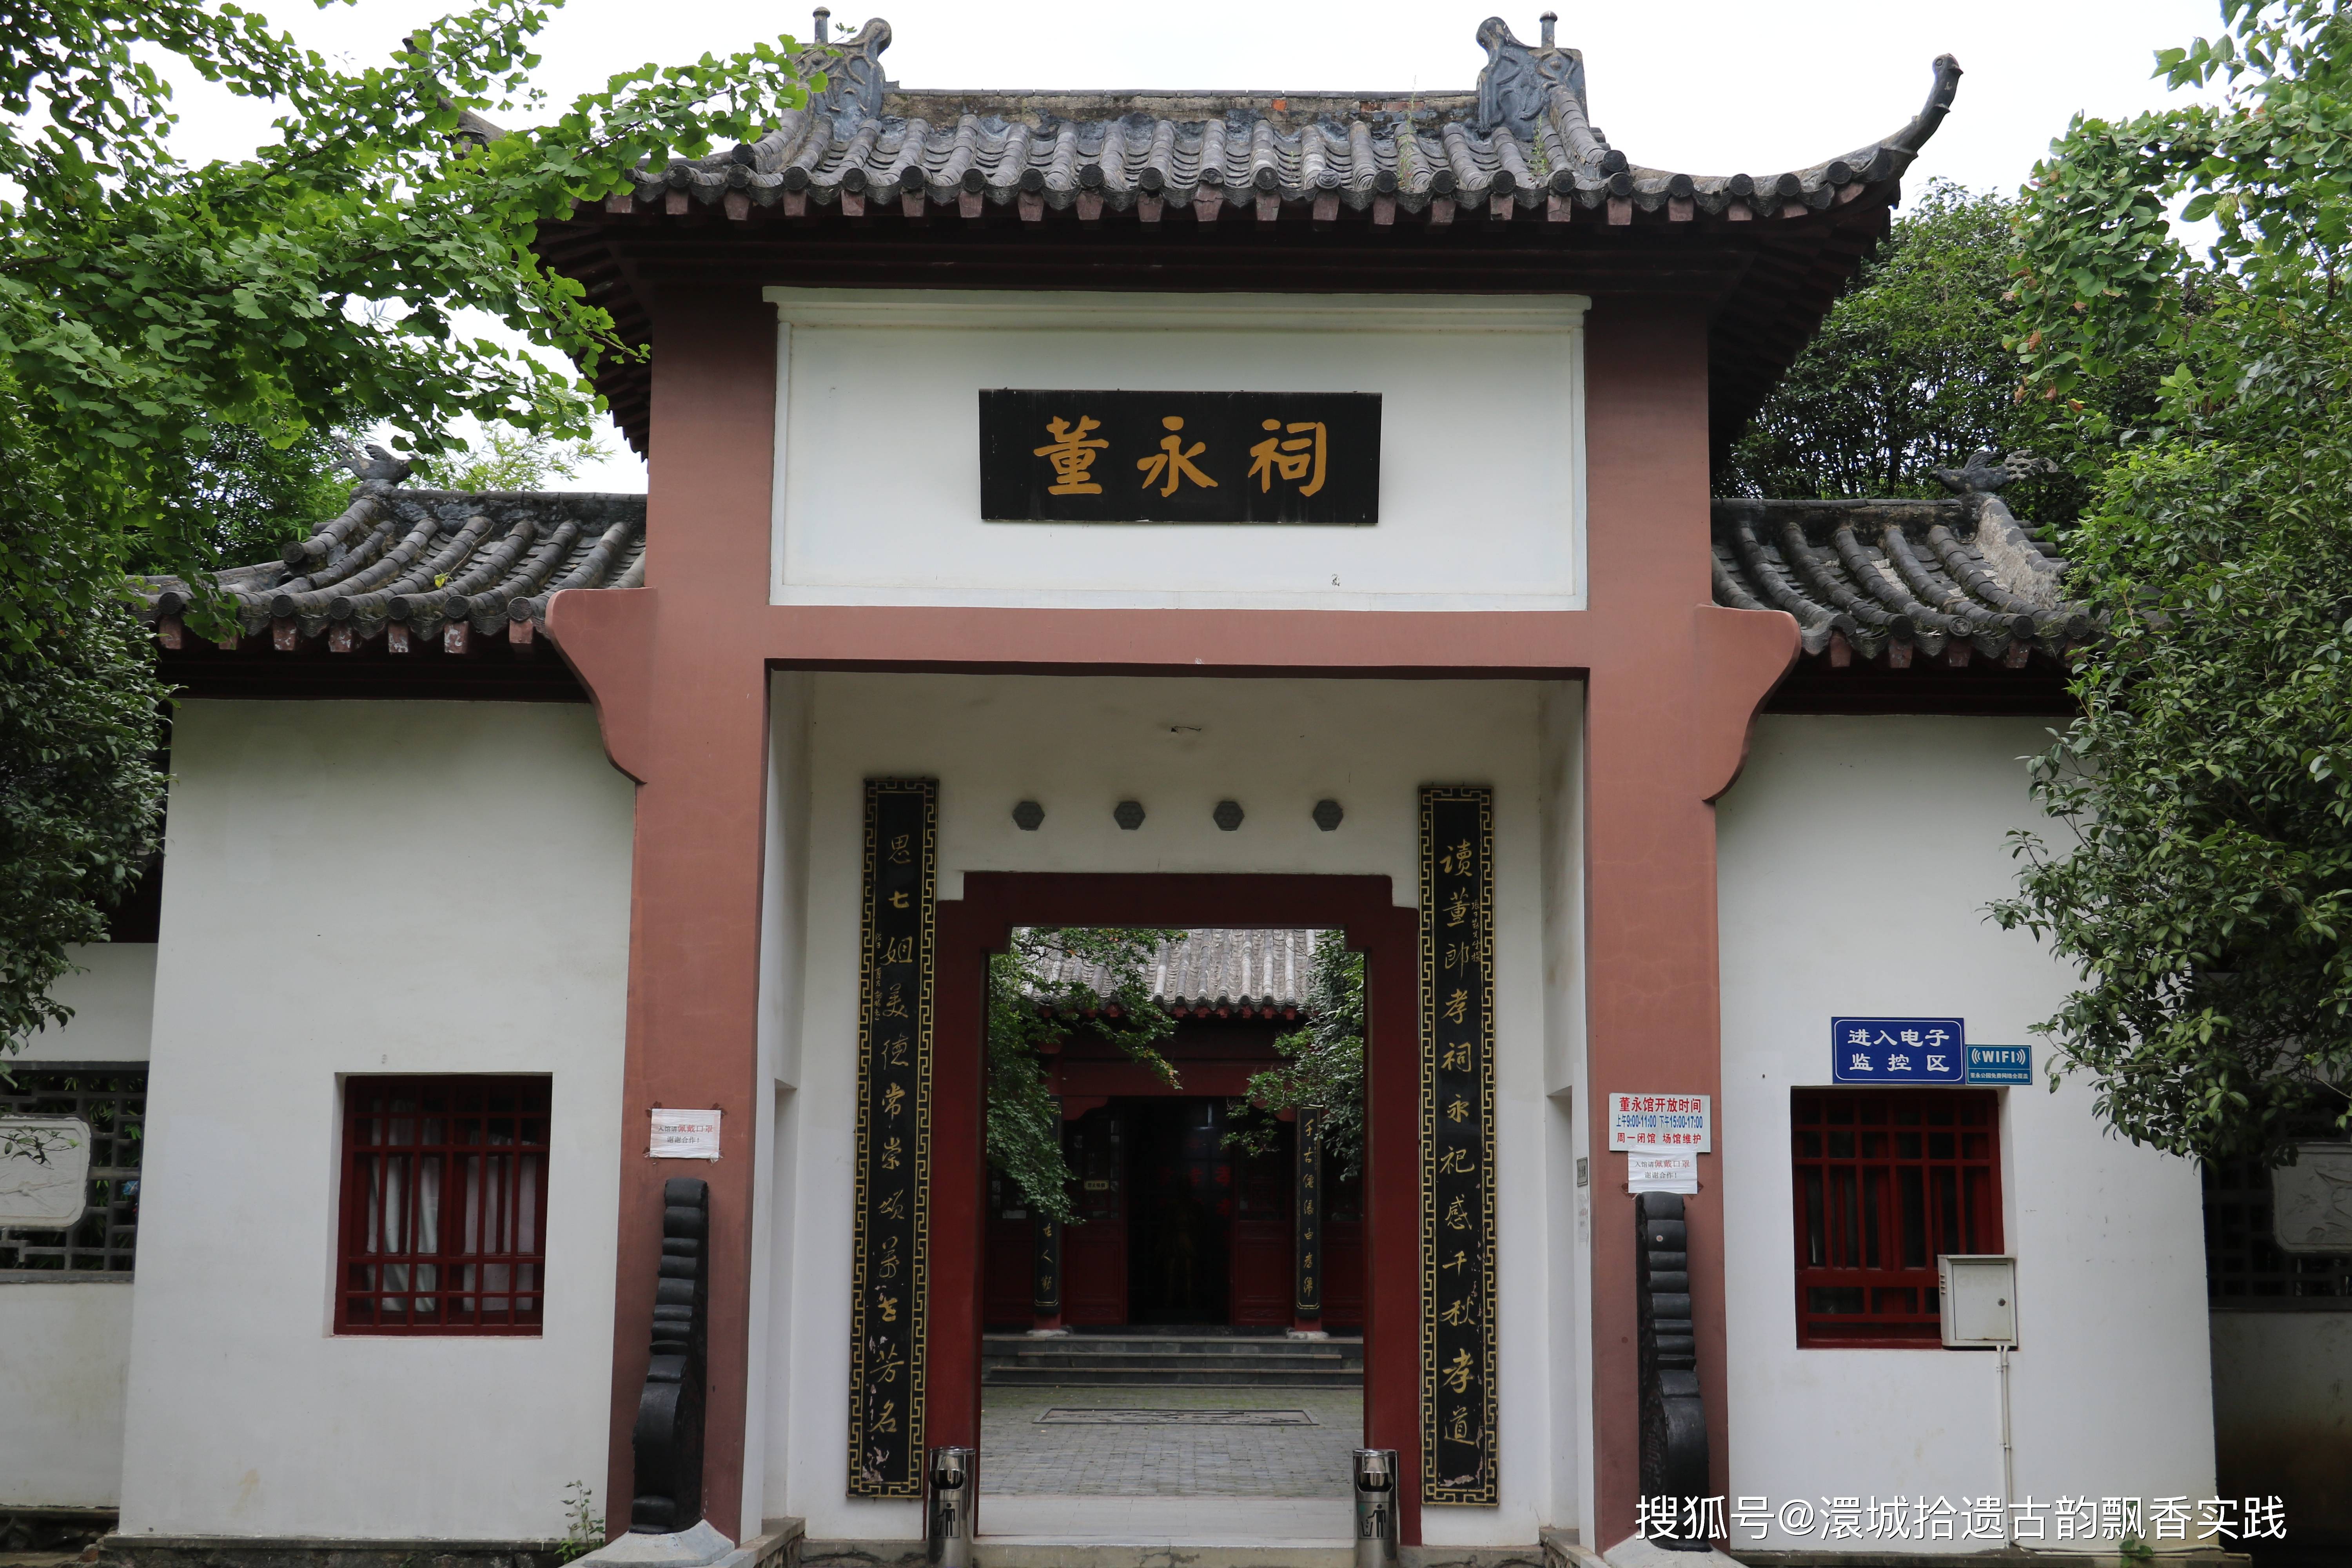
xmin=1312 ymin=799 xmax=1344 ymax=832
xmin=1012 ymin=800 xmax=1045 ymax=831
xmin=1214 ymin=799 xmax=1245 ymax=831
xmin=1114 ymin=800 xmax=1146 ymax=831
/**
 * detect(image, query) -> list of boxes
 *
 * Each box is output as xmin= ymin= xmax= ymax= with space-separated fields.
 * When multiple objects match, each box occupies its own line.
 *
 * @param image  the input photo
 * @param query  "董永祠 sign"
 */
xmin=978 ymin=389 xmax=1381 ymax=524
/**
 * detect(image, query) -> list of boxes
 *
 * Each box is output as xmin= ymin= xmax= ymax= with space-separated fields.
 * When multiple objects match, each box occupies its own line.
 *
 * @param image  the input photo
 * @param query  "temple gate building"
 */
xmin=8 ymin=15 xmax=2305 ymax=1567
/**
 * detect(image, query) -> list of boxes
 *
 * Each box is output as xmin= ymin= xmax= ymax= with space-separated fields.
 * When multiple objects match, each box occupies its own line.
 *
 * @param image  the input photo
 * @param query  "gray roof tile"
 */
xmin=1712 ymin=459 xmax=2092 ymax=667
xmin=1033 ymin=929 xmax=1323 ymax=1014
xmin=138 ymin=447 xmax=643 ymax=653
xmin=621 ymin=19 xmax=1960 ymax=222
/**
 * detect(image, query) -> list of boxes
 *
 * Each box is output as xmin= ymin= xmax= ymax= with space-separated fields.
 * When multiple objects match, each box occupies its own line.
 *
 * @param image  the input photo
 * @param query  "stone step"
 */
xmin=993 ymin=1354 xmax=1364 ymax=1363
xmin=984 ymin=1338 xmax=1363 ymax=1359
xmin=974 ymin=1545 xmax=1354 ymax=1568
xmin=982 ymin=1365 xmax=1363 ymax=1387
xmin=988 ymin=1354 xmax=1364 ymax=1382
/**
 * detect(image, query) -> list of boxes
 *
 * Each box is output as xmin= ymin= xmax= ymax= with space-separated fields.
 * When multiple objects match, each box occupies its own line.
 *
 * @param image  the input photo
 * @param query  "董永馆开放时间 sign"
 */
xmin=978 ymin=390 xmax=1380 ymax=525
xmin=1831 ymin=1018 xmax=1964 ymax=1084
xmin=1606 ymin=1093 xmax=1712 ymax=1152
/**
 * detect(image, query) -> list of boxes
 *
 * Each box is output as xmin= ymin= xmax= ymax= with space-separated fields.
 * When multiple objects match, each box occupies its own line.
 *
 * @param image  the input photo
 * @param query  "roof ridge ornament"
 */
xmin=1473 ymin=16 xmax=1586 ymax=142
xmin=337 ymin=440 xmax=413 ymax=491
xmin=1889 ymin=54 xmax=1964 ymax=156
xmin=806 ymin=15 xmax=893 ymax=127
xmin=1931 ymin=448 xmax=2055 ymax=497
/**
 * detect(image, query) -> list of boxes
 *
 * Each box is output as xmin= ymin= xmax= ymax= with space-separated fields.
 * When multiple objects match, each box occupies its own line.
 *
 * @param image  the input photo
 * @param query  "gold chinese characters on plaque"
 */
xmin=847 ymin=779 xmax=936 ymax=1498
xmin=978 ymin=390 xmax=1380 ymax=525
xmin=1419 ymin=785 xmax=1497 ymax=1505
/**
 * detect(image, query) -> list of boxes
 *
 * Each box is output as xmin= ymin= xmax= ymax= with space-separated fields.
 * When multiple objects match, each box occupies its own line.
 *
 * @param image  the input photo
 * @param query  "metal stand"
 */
xmin=1998 ymin=1344 xmax=2015 ymax=1548
xmin=927 ymin=1446 xmax=976 ymax=1568
xmin=1353 ymin=1449 xmax=1400 ymax=1568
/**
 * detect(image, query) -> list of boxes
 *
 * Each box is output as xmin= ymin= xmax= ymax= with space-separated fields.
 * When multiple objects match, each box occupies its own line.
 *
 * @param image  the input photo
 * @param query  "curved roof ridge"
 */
xmin=136 ymin=446 xmax=645 ymax=657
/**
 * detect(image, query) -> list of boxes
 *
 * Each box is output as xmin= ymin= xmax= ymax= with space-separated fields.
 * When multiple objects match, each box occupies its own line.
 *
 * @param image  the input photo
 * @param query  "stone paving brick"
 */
xmin=980 ymin=1383 xmax=1364 ymax=1498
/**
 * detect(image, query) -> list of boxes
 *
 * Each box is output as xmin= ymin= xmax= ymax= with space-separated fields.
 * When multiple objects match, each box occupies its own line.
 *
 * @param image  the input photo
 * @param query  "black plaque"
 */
xmin=979 ymin=389 xmax=1381 ymax=524
xmin=1420 ymin=786 xmax=1497 ymax=1506
xmin=847 ymin=779 xmax=936 ymax=1498
xmin=1296 ymin=1107 xmax=1324 ymax=1318
xmin=1033 ymin=1214 xmax=1062 ymax=1319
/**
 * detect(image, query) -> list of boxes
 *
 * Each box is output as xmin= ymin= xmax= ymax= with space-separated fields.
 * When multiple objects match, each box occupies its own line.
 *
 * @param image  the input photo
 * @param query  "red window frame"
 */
xmin=336 ymin=1076 xmax=551 ymax=1336
xmin=1791 ymin=1088 xmax=2002 ymax=1348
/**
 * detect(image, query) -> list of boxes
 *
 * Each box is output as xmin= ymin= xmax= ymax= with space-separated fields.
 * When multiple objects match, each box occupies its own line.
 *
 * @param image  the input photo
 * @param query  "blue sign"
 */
xmin=1831 ymin=1017 xmax=1966 ymax=1084
xmin=1964 ymin=1044 xmax=2032 ymax=1085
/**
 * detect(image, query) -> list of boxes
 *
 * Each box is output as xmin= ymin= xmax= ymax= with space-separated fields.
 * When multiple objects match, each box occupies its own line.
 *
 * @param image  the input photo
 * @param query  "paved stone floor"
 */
xmin=980 ymin=1383 xmax=1364 ymax=1498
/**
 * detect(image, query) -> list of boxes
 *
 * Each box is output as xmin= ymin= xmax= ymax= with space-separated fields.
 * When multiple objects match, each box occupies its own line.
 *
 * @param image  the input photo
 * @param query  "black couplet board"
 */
xmin=979 ymin=389 xmax=1381 ymax=524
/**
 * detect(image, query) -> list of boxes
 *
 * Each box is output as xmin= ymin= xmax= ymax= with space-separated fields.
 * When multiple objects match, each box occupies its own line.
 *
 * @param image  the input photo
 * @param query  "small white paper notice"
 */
xmin=650 ymin=1109 xmax=722 ymax=1161
xmin=1626 ymin=1151 xmax=1699 ymax=1195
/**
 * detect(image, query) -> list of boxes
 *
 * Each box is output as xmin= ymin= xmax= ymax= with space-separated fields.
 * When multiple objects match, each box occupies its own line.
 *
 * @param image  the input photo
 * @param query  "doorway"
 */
xmin=930 ymin=877 xmax=1423 ymax=1542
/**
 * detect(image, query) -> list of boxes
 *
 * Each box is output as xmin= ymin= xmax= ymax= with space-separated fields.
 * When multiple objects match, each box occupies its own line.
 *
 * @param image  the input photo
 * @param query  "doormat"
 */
xmin=1035 ymin=1408 xmax=1317 ymax=1426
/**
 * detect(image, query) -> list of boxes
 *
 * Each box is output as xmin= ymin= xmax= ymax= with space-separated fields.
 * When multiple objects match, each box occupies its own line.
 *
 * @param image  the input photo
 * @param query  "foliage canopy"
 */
xmin=1721 ymin=180 xmax=2172 ymax=524
xmin=1993 ymin=0 xmax=2352 ymax=1158
xmin=1226 ymin=934 xmax=1366 ymax=1183
xmin=0 ymin=0 xmax=820 ymax=1052
xmin=985 ymin=928 xmax=1180 ymax=1223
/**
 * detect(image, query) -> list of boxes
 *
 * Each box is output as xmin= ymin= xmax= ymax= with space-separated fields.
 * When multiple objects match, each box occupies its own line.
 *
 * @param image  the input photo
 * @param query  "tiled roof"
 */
xmin=535 ymin=17 xmax=1962 ymax=458
xmin=1712 ymin=457 xmax=2093 ymax=669
xmin=629 ymin=18 xmax=1957 ymax=224
xmin=137 ymin=447 xmax=644 ymax=658
xmin=134 ymin=446 xmax=2086 ymax=684
xmin=1031 ymin=929 xmax=1323 ymax=1016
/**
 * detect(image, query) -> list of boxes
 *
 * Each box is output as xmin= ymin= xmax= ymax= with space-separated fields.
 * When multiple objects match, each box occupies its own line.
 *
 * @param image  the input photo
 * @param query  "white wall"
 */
xmin=1716 ymin=716 xmax=2214 ymax=1550
xmin=767 ymin=290 xmax=1586 ymax=613
xmin=1537 ymin=683 xmax=1590 ymax=1539
xmin=118 ymin=700 xmax=635 ymax=1543
xmin=0 ymin=1281 xmax=134 ymax=1506
xmin=18 ymin=943 xmax=155 ymax=1062
xmin=770 ymin=672 xmax=1577 ymax=1545
xmin=4 ymin=944 xmax=153 ymax=1510
xmin=751 ymin=672 xmax=817 ymax=1536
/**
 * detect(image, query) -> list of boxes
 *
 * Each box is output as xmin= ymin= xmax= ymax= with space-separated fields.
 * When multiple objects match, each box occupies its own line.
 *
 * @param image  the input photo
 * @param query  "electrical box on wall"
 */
xmin=1939 ymin=1254 xmax=2018 ymax=1347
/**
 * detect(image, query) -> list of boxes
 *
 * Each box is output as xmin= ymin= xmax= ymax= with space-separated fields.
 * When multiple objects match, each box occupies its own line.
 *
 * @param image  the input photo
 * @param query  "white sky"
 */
xmin=160 ymin=0 xmax=2232 ymax=492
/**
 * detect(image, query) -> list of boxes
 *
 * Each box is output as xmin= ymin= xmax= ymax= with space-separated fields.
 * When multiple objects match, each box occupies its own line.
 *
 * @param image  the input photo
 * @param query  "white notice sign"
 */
xmin=649 ymin=1109 xmax=722 ymax=1161
xmin=0 ymin=1116 xmax=91 ymax=1227
xmin=1607 ymin=1093 xmax=1712 ymax=1152
xmin=1626 ymin=1152 xmax=1699 ymax=1195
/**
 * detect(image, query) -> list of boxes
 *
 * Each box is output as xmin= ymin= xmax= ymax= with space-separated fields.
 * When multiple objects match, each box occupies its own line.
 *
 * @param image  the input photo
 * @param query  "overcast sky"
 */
xmin=161 ymin=0 xmax=2231 ymax=491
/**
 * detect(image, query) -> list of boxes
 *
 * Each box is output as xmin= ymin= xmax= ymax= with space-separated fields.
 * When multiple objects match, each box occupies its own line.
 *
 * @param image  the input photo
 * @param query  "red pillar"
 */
xmin=1579 ymin=305 xmax=1788 ymax=1547
xmin=553 ymin=288 xmax=777 ymax=1543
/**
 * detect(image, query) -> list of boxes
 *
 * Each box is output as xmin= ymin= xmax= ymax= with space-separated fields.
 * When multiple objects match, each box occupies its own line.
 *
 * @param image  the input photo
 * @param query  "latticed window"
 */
xmin=2205 ymin=1151 xmax=2352 ymax=1307
xmin=0 ymin=1066 xmax=145 ymax=1273
xmin=1791 ymin=1089 xmax=2002 ymax=1347
xmin=337 ymin=1076 xmax=550 ymax=1335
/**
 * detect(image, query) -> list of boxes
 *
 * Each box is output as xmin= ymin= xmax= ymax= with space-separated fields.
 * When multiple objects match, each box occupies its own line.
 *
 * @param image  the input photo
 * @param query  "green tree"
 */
xmin=0 ymin=0 xmax=822 ymax=1051
xmin=415 ymin=426 xmax=612 ymax=493
xmin=986 ymin=928 xmax=1181 ymax=1221
xmin=1227 ymin=935 xmax=1366 ymax=1181
xmin=1720 ymin=180 xmax=2171 ymax=524
xmin=1993 ymin=0 xmax=2352 ymax=1160
xmin=0 ymin=598 xmax=168 ymax=1055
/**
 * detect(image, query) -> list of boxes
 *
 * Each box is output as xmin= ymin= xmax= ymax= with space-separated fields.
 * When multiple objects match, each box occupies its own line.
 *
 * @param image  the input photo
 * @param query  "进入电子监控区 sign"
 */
xmin=1831 ymin=1017 xmax=1965 ymax=1083
xmin=979 ymin=389 xmax=1381 ymax=524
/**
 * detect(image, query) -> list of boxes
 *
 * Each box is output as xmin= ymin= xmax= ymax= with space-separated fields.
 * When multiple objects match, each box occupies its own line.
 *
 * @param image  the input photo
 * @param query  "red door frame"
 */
xmin=929 ymin=872 xmax=1423 ymax=1542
